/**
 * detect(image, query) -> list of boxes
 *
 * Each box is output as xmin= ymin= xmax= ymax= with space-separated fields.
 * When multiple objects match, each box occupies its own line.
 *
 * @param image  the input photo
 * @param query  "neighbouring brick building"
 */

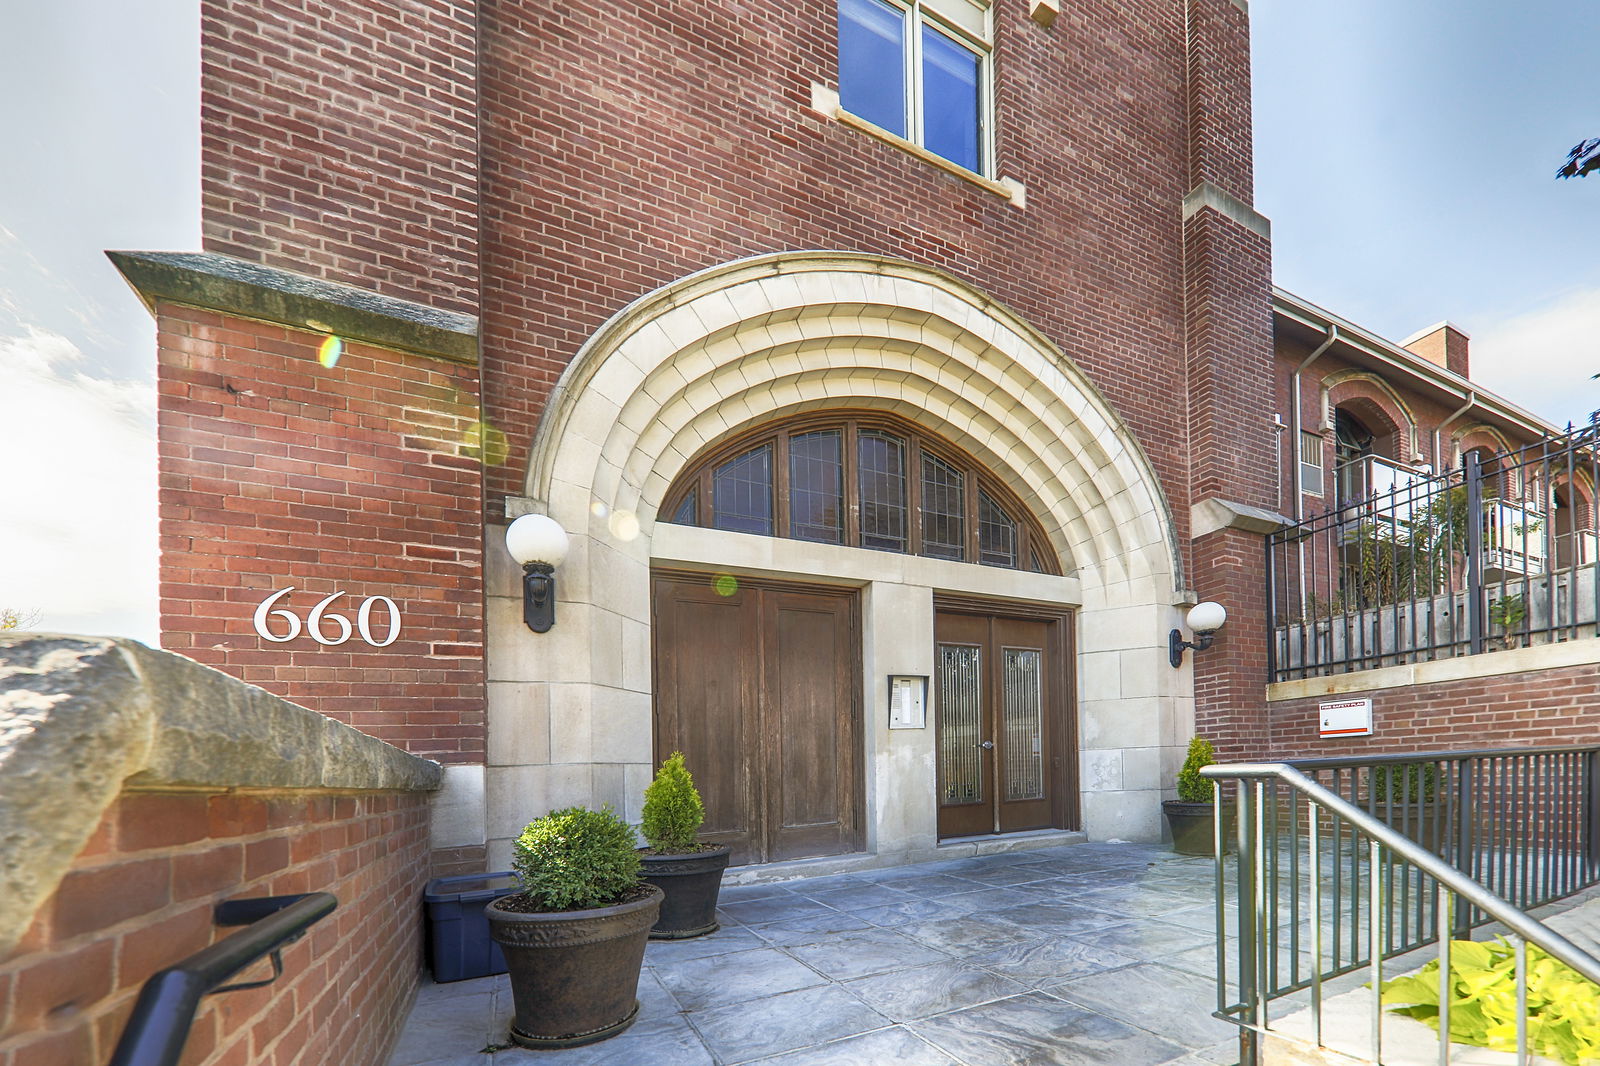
xmin=102 ymin=0 xmax=1595 ymax=885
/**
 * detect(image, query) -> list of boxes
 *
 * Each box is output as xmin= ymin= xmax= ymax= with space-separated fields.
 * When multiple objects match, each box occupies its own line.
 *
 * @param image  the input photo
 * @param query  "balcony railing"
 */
xmin=1269 ymin=423 xmax=1600 ymax=682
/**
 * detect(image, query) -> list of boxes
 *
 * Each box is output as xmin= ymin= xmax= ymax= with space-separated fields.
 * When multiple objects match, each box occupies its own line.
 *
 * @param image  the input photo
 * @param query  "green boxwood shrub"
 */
xmin=1176 ymin=737 xmax=1217 ymax=803
xmin=511 ymin=806 xmax=641 ymax=911
xmin=1370 ymin=761 xmax=1439 ymax=803
xmin=640 ymin=751 xmax=705 ymax=853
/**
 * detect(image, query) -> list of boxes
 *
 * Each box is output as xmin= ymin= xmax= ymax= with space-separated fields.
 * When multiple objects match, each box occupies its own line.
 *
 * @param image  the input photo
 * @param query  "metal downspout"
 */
xmin=1291 ymin=325 xmax=1338 ymax=522
xmin=1435 ymin=390 xmax=1476 ymax=474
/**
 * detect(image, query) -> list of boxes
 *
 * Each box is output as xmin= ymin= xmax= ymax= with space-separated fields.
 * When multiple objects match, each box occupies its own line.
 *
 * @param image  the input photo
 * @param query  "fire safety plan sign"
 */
xmin=1319 ymin=698 xmax=1374 ymax=738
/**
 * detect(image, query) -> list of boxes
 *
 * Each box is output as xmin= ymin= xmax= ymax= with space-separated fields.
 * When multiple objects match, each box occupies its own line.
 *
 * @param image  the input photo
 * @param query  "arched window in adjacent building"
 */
xmin=1333 ymin=408 xmax=1376 ymax=505
xmin=662 ymin=412 xmax=1060 ymax=574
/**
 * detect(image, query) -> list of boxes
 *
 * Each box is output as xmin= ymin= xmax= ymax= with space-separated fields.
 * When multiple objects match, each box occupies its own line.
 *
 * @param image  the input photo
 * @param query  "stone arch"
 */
xmin=1319 ymin=371 xmax=1420 ymax=463
xmin=523 ymin=251 xmax=1181 ymax=593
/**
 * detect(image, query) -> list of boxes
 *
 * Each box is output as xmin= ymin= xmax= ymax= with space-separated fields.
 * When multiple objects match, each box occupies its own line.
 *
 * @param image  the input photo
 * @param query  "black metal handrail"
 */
xmin=108 ymin=892 xmax=337 ymax=1066
xmin=1204 ymin=751 xmax=1600 ymax=1066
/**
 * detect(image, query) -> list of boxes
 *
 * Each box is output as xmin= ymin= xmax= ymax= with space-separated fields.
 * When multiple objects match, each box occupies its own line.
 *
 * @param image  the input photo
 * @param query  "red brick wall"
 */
xmin=156 ymin=304 xmax=486 ymax=764
xmin=1268 ymin=665 xmax=1600 ymax=759
xmin=200 ymin=0 xmax=480 ymax=316
xmin=478 ymin=0 xmax=1202 ymax=520
xmin=0 ymin=789 xmax=430 ymax=1066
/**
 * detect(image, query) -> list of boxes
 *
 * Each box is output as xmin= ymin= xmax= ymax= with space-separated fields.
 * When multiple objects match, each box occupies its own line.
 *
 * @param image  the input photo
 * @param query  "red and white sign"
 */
xmin=1319 ymin=698 xmax=1373 ymax=738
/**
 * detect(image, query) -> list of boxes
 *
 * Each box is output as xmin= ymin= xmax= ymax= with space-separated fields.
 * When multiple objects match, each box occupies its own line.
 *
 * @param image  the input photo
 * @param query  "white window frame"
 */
xmin=846 ymin=0 xmax=996 ymax=177
xmin=1299 ymin=430 xmax=1324 ymax=497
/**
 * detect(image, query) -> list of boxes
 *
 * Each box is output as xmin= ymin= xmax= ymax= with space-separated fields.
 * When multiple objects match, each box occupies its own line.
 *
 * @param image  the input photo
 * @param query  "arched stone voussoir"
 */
xmin=527 ymin=252 xmax=1182 ymax=594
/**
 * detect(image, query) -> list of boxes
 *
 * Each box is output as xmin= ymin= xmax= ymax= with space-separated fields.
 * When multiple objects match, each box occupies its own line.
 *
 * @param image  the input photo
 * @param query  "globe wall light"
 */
xmin=505 ymin=514 xmax=570 ymax=633
xmin=1169 ymin=601 xmax=1227 ymax=668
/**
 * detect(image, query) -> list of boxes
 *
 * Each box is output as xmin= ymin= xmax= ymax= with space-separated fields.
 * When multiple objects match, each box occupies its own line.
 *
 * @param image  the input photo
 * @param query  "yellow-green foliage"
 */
xmin=512 ymin=806 xmax=641 ymax=911
xmin=1176 ymin=737 xmax=1216 ymax=803
xmin=1381 ymin=938 xmax=1600 ymax=1066
xmin=640 ymin=752 xmax=705 ymax=852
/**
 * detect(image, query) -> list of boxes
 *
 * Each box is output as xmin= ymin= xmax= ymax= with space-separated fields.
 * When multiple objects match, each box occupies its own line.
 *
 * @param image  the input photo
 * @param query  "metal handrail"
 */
xmin=1288 ymin=742 xmax=1600 ymax=769
xmin=108 ymin=892 xmax=338 ymax=1066
xmin=1203 ymin=763 xmax=1600 ymax=984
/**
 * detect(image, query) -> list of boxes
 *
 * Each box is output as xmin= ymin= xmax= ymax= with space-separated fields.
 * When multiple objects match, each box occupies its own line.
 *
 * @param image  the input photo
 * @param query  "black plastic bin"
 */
xmin=423 ymin=871 xmax=520 ymax=982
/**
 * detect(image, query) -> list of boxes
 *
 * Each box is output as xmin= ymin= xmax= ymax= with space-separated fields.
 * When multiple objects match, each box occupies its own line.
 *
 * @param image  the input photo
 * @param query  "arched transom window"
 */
xmin=662 ymin=413 xmax=1059 ymax=574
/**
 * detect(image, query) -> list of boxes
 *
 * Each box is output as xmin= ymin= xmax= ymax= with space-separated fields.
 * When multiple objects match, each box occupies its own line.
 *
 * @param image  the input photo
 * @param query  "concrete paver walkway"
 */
xmin=388 ymin=842 xmax=1243 ymax=1066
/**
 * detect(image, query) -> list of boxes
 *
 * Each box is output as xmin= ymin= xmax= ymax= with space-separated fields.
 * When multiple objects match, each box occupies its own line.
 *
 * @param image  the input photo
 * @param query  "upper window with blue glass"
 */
xmin=837 ymin=0 xmax=991 ymax=175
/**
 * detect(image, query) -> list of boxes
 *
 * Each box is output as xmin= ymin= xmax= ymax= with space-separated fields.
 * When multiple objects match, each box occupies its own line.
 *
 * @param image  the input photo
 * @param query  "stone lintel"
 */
xmin=0 ymin=633 xmax=443 ymax=956
xmin=107 ymin=250 xmax=479 ymax=365
xmin=1182 ymin=181 xmax=1271 ymax=239
xmin=1191 ymin=497 xmax=1290 ymax=539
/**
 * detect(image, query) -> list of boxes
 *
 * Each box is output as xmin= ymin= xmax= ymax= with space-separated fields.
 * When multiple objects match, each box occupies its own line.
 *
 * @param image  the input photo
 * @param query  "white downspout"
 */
xmin=1435 ymin=390 xmax=1476 ymax=474
xmin=1291 ymin=325 xmax=1339 ymax=522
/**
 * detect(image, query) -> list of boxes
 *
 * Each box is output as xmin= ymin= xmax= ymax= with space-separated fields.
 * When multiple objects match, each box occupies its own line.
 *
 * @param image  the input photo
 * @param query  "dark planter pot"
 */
xmin=639 ymin=845 xmax=731 ymax=940
xmin=1163 ymin=800 xmax=1235 ymax=856
xmin=486 ymin=885 xmax=663 ymax=1049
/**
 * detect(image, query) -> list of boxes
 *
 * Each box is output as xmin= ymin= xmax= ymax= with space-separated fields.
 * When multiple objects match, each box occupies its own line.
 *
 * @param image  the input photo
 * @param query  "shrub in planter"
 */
xmin=486 ymin=806 xmax=662 ymax=1048
xmin=1370 ymin=760 xmax=1450 ymax=855
xmin=638 ymin=752 xmax=730 ymax=939
xmin=1163 ymin=737 xmax=1231 ymax=855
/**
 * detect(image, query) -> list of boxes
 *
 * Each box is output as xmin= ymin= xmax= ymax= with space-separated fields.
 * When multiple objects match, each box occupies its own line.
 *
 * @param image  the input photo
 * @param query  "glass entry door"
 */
xmin=935 ymin=609 xmax=1068 ymax=838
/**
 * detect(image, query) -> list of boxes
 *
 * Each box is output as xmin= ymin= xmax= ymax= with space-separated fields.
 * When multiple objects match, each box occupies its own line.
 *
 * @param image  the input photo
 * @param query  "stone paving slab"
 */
xmin=386 ymin=842 xmax=1243 ymax=1066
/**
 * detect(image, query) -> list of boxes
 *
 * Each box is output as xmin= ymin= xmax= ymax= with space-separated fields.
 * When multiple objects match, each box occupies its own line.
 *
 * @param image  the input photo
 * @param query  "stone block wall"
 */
xmin=0 ymin=789 xmax=430 ymax=1066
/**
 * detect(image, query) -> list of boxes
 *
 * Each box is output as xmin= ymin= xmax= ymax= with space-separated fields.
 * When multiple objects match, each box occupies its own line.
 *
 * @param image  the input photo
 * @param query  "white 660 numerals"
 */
xmin=251 ymin=587 xmax=401 ymax=647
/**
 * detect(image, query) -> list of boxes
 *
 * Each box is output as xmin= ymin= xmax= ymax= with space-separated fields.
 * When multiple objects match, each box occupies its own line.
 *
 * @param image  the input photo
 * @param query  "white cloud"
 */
xmin=1471 ymin=289 xmax=1600 ymax=430
xmin=0 ymin=326 xmax=157 ymax=642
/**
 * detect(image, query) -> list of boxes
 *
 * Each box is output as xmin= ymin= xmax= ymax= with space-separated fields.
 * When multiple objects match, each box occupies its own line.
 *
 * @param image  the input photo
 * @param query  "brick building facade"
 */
xmin=109 ymin=0 xmax=1593 ymax=874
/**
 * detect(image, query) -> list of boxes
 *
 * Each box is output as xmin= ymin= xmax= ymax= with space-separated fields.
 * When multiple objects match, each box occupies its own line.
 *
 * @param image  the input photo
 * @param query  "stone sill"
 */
xmin=1266 ymin=636 xmax=1600 ymax=702
xmin=809 ymin=85 xmax=1024 ymax=206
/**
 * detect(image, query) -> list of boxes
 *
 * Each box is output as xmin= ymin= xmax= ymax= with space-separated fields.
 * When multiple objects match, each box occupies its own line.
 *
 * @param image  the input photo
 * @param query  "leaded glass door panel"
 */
xmin=935 ymin=608 xmax=1069 ymax=838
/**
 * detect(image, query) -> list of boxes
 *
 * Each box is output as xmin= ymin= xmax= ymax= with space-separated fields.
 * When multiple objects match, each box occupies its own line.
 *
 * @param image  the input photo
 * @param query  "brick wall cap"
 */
xmin=0 ymin=632 xmax=442 ymax=956
xmin=107 ymin=250 xmax=479 ymax=365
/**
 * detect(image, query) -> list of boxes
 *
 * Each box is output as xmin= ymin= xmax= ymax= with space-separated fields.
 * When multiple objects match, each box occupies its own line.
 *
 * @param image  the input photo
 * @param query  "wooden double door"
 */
xmin=935 ymin=605 xmax=1075 ymax=839
xmin=651 ymin=572 xmax=862 ymax=866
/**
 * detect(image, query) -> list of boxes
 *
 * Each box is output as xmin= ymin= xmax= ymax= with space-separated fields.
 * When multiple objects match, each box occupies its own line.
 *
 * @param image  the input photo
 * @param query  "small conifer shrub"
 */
xmin=1176 ymin=736 xmax=1217 ymax=803
xmin=512 ymin=806 xmax=641 ymax=911
xmin=640 ymin=752 xmax=706 ymax=853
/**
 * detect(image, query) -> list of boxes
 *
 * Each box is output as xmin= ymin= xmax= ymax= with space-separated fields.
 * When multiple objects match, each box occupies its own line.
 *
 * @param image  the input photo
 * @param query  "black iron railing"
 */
xmin=108 ymin=892 xmax=337 ymax=1066
xmin=1267 ymin=422 xmax=1600 ymax=683
xmin=1204 ymin=746 xmax=1600 ymax=1065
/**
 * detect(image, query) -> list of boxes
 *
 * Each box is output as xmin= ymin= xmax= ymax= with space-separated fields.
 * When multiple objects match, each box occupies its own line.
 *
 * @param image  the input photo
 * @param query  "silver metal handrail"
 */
xmin=1204 ymin=762 xmax=1600 ymax=1066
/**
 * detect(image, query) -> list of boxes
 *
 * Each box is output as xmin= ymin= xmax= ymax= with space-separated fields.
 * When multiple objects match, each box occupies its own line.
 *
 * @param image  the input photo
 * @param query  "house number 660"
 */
xmin=251 ymin=587 xmax=402 ymax=647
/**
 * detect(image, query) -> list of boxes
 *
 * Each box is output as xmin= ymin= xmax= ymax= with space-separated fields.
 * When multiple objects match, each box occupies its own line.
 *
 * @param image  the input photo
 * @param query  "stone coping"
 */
xmin=0 ymin=633 xmax=443 ymax=956
xmin=107 ymin=250 xmax=479 ymax=365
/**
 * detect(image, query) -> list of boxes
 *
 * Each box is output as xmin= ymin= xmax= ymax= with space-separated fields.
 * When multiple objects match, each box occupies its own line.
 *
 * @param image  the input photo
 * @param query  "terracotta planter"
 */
xmin=486 ymin=885 xmax=663 ymax=1049
xmin=639 ymin=845 xmax=731 ymax=940
xmin=1163 ymin=800 xmax=1235 ymax=856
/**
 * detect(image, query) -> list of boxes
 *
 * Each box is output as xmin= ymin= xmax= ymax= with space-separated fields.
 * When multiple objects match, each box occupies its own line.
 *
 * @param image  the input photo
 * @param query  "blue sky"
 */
xmin=1 ymin=0 xmax=1596 ymax=639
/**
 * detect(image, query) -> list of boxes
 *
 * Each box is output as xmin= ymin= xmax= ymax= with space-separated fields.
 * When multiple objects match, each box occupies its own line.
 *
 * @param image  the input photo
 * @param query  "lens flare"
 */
xmin=713 ymin=574 xmax=738 ymax=597
xmin=590 ymin=501 xmax=610 ymax=519
xmin=608 ymin=510 xmax=640 ymax=542
xmin=460 ymin=420 xmax=509 ymax=467
xmin=317 ymin=335 xmax=343 ymax=368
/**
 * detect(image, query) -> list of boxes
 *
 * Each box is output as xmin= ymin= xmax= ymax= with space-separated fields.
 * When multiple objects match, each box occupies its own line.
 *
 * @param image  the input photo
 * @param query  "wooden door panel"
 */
xmin=652 ymin=576 xmax=762 ymax=864
xmin=936 ymin=608 xmax=1072 ymax=840
xmin=766 ymin=590 xmax=859 ymax=861
xmin=936 ymin=612 xmax=994 ymax=839
xmin=994 ymin=618 xmax=1053 ymax=833
xmin=653 ymin=572 xmax=862 ymax=866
